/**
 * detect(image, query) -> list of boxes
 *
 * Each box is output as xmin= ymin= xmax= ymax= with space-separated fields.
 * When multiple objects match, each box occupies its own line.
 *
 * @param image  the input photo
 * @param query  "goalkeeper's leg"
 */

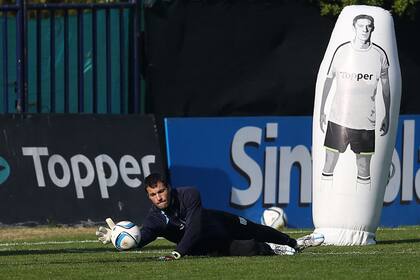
xmin=217 ymin=211 xmax=297 ymax=249
xmin=228 ymin=240 xmax=274 ymax=256
xmin=240 ymin=220 xmax=297 ymax=249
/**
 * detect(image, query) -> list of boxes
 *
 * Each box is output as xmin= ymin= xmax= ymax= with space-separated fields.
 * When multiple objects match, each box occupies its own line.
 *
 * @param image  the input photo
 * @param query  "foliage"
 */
xmin=317 ymin=0 xmax=420 ymax=18
xmin=0 ymin=0 xmax=126 ymax=18
xmin=0 ymin=0 xmax=122 ymax=4
xmin=1 ymin=0 xmax=418 ymax=19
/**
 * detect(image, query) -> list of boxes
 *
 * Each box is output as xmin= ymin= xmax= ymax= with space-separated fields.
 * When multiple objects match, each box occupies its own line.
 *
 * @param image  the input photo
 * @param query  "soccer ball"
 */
xmin=261 ymin=207 xmax=287 ymax=230
xmin=111 ymin=221 xmax=141 ymax=251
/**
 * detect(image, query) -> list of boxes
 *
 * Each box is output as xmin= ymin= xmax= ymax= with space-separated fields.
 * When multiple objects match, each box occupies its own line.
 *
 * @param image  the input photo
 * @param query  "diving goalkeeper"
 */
xmin=96 ymin=173 xmax=324 ymax=260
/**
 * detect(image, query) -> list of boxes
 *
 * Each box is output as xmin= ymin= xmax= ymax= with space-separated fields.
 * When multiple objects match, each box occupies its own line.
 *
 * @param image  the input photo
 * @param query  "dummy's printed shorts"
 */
xmin=324 ymin=121 xmax=375 ymax=154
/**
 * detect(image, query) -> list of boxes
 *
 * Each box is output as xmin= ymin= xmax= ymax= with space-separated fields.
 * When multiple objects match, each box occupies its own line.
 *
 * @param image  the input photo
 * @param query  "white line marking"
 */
xmin=0 ymin=240 xmax=98 ymax=247
xmin=305 ymin=250 xmax=419 ymax=256
xmin=124 ymin=250 xmax=172 ymax=254
xmin=377 ymin=227 xmax=420 ymax=231
xmin=286 ymin=227 xmax=420 ymax=234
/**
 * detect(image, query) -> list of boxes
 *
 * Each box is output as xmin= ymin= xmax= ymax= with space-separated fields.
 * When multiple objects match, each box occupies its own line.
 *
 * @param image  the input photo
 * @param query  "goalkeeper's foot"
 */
xmin=296 ymin=233 xmax=324 ymax=252
xmin=267 ymin=243 xmax=296 ymax=256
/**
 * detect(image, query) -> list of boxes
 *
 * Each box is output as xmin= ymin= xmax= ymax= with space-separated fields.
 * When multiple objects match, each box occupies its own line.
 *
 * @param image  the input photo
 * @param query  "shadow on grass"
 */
xmin=0 ymin=244 xmax=175 ymax=257
xmin=142 ymin=244 xmax=175 ymax=250
xmin=3 ymin=255 xmax=163 ymax=265
xmin=377 ymin=238 xmax=420 ymax=245
xmin=0 ymin=247 xmax=118 ymax=256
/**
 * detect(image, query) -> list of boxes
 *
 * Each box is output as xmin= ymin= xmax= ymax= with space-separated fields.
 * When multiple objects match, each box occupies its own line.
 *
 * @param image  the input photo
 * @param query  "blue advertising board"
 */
xmin=165 ymin=116 xmax=420 ymax=228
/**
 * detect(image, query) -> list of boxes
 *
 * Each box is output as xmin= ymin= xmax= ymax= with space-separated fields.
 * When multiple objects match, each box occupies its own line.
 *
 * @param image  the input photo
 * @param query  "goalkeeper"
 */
xmin=96 ymin=173 xmax=323 ymax=260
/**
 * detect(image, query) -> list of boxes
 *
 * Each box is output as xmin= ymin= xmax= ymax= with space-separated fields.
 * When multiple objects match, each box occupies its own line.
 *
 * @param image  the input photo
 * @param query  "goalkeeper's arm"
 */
xmin=96 ymin=218 xmax=158 ymax=251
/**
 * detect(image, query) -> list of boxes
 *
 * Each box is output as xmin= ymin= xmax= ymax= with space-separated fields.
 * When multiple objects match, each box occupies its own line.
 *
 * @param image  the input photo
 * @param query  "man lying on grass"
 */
xmin=96 ymin=173 xmax=324 ymax=260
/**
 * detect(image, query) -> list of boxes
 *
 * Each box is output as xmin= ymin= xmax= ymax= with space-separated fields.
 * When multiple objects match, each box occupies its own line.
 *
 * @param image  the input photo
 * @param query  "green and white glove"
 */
xmin=95 ymin=218 xmax=115 ymax=245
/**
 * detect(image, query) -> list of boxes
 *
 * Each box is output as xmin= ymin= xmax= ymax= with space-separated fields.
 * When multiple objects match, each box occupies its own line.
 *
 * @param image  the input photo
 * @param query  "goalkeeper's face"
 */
xmin=146 ymin=181 xmax=170 ymax=209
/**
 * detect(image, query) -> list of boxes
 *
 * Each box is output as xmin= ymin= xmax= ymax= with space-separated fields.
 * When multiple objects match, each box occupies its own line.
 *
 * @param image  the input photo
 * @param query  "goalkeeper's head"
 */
xmin=144 ymin=173 xmax=171 ymax=209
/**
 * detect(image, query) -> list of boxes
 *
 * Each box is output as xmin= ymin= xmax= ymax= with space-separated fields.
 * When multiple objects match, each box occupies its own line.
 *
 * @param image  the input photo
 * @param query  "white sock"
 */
xmin=356 ymin=175 xmax=371 ymax=192
xmin=321 ymin=172 xmax=333 ymax=189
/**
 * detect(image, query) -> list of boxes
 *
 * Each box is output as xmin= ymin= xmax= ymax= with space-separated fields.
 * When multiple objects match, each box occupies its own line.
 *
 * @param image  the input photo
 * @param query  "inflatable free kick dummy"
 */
xmin=312 ymin=5 xmax=401 ymax=245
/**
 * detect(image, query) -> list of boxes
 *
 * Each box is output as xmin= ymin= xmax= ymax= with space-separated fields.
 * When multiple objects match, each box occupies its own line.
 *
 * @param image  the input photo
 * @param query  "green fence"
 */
xmin=0 ymin=3 xmax=143 ymax=114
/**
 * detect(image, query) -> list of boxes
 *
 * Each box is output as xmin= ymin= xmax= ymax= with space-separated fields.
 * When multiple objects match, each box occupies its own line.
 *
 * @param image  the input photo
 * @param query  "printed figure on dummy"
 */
xmin=319 ymin=14 xmax=391 ymax=192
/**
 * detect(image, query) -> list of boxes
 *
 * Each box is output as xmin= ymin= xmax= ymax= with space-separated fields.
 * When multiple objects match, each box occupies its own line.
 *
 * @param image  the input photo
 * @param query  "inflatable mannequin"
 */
xmin=312 ymin=5 xmax=401 ymax=245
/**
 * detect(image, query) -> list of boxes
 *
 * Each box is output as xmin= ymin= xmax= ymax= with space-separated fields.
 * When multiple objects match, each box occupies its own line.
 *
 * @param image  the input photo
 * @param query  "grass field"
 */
xmin=0 ymin=226 xmax=419 ymax=279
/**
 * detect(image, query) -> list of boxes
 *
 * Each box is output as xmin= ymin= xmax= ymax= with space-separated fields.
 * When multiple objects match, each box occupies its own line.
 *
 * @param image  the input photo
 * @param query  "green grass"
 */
xmin=0 ymin=226 xmax=419 ymax=279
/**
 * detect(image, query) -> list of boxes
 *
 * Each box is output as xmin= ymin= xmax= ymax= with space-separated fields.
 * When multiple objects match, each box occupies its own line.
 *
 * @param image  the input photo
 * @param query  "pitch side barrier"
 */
xmin=0 ymin=114 xmax=164 ymax=225
xmin=165 ymin=116 xmax=420 ymax=228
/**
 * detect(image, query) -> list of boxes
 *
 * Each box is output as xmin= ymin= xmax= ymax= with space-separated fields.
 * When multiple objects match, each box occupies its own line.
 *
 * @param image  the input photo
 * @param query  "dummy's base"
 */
xmin=314 ymin=227 xmax=376 ymax=245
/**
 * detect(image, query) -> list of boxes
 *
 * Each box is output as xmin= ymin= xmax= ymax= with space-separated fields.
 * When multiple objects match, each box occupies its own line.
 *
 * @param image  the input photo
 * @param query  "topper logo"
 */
xmin=339 ymin=71 xmax=373 ymax=81
xmin=22 ymin=147 xmax=156 ymax=199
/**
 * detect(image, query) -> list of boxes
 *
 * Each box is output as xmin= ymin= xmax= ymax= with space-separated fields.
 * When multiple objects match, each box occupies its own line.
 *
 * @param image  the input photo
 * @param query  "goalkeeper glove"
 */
xmin=96 ymin=226 xmax=112 ymax=244
xmin=95 ymin=218 xmax=115 ymax=245
xmin=158 ymin=251 xmax=181 ymax=261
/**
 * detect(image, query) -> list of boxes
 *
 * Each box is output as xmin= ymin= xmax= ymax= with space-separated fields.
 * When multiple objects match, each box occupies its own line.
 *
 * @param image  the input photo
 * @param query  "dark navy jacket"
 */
xmin=138 ymin=187 xmax=231 ymax=256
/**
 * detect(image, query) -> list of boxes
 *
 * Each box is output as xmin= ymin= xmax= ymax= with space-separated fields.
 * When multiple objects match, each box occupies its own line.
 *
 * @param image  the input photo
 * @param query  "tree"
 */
xmin=316 ymin=0 xmax=419 ymax=18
